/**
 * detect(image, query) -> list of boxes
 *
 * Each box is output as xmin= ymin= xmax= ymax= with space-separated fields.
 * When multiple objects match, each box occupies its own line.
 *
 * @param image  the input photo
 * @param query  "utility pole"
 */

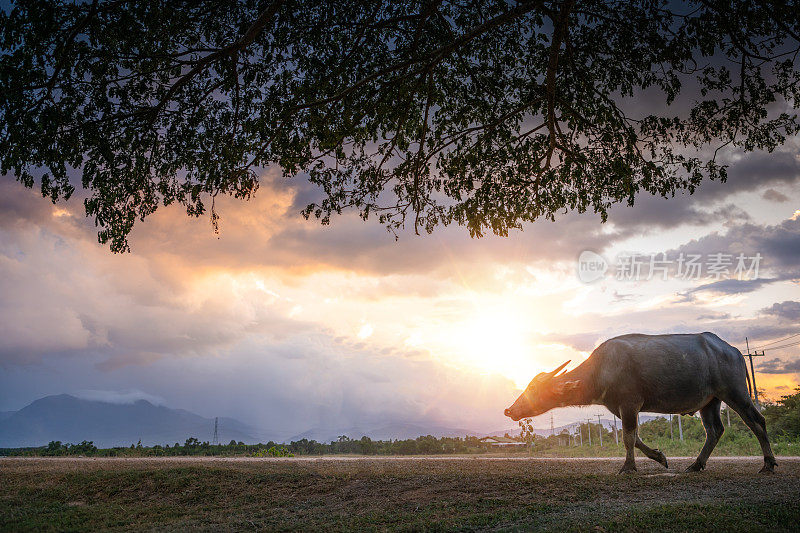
xmin=744 ymin=338 xmax=753 ymax=398
xmin=613 ymin=415 xmax=619 ymax=445
xmin=745 ymin=337 xmax=760 ymax=408
xmin=587 ymin=418 xmax=592 ymax=446
xmin=725 ymin=404 xmax=731 ymax=427
xmin=596 ymin=414 xmax=603 ymax=447
xmin=579 ymin=423 xmax=583 ymax=446
xmin=669 ymin=414 xmax=673 ymax=440
xmin=212 ymin=417 xmax=219 ymax=446
xmin=678 ymin=414 xmax=683 ymax=441
xmin=550 ymin=413 xmax=555 ymax=437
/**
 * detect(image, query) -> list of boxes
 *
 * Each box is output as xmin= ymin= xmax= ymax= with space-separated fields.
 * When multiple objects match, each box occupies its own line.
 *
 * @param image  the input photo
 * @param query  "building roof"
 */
xmin=479 ymin=436 xmax=524 ymax=444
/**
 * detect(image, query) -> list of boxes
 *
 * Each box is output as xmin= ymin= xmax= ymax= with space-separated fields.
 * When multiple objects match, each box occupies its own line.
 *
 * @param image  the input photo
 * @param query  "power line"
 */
xmin=761 ymin=339 xmax=800 ymax=351
xmin=750 ymin=333 xmax=800 ymax=351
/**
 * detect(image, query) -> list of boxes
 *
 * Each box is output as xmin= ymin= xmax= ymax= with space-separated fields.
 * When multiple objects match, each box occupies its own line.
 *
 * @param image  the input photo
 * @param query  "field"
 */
xmin=2 ymin=456 xmax=800 ymax=531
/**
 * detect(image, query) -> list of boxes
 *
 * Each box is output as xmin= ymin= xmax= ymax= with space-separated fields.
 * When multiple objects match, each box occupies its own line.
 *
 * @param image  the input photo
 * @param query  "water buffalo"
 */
xmin=504 ymin=332 xmax=776 ymax=474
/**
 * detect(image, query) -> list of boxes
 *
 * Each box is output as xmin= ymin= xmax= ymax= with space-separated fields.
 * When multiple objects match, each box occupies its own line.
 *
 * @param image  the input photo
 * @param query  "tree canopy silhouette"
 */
xmin=1 ymin=0 xmax=798 ymax=251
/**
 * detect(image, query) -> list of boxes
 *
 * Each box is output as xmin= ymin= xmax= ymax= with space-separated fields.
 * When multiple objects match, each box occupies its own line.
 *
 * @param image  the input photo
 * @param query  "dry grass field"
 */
xmin=2 ymin=456 xmax=800 ymax=531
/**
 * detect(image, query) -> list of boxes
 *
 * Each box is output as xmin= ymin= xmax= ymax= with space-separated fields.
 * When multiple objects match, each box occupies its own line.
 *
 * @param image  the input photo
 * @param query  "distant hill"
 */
xmin=0 ymin=394 xmax=257 ymax=448
xmin=289 ymin=422 xmax=478 ymax=444
xmin=0 ymin=411 xmax=15 ymax=422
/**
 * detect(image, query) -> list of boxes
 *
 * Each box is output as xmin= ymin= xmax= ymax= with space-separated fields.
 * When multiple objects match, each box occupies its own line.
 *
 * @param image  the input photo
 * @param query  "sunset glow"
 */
xmin=1 ymin=167 xmax=798 ymax=437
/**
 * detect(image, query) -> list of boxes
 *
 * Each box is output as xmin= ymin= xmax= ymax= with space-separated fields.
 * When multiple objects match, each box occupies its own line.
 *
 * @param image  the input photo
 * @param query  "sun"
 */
xmin=425 ymin=304 xmax=587 ymax=390
xmin=450 ymin=308 xmax=540 ymax=388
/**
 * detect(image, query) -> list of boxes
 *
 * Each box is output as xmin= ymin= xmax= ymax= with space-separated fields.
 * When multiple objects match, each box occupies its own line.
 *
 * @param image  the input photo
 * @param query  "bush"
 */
xmin=254 ymin=445 xmax=293 ymax=457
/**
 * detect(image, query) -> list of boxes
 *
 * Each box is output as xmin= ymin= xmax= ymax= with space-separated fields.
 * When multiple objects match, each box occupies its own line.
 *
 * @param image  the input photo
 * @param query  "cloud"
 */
xmin=1 ymin=331 xmax=520 ymax=438
xmin=73 ymin=389 xmax=165 ymax=405
xmin=681 ymin=277 xmax=777 ymax=298
xmin=0 ymin=207 xmax=316 ymax=366
xmin=761 ymin=301 xmax=800 ymax=322
xmin=696 ymin=312 xmax=731 ymax=321
xmin=2 ymin=144 xmax=799 ymax=432
xmin=668 ymin=215 xmax=800 ymax=299
xmin=4 ymin=172 xmax=636 ymax=286
xmin=603 ymin=147 xmax=800 ymax=232
xmin=762 ymin=188 xmax=790 ymax=202
xmin=672 ymin=218 xmax=800 ymax=274
xmin=538 ymin=299 xmax=798 ymax=355
xmin=758 ymin=358 xmax=800 ymax=374
xmin=607 ymin=197 xmax=749 ymax=232
xmin=541 ymin=332 xmax=603 ymax=353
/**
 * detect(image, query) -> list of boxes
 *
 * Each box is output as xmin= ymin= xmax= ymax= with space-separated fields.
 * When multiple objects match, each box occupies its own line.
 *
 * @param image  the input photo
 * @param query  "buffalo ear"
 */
xmin=554 ymin=380 xmax=581 ymax=395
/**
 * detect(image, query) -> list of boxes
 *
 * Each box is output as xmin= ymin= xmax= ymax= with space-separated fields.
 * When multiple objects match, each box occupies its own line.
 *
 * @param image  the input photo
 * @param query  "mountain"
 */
xmin=0 ymin=411 xmax=15 ymax=422
xmin=288 ymin=422 xmax=479 ymax=443
xmin=0 ymin=394 xmax=257 ymax=448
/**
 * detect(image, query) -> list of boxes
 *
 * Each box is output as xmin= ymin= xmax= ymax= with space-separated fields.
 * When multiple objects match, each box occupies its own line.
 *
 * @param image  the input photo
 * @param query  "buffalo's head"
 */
xmin=504 ymin=360 xmax=581 ymax=421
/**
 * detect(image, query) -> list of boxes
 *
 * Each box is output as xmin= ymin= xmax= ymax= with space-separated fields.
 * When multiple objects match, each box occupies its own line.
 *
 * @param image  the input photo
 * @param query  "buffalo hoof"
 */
xmin=655 ymin=450 xmax=668 ymax=469
xmin=685 ymin=461 xmax=705 ymax=473
xmin=760 ymin=459 xmax=777 ymax=474
xmin=618 ymin=462 xmax=637 ymax=475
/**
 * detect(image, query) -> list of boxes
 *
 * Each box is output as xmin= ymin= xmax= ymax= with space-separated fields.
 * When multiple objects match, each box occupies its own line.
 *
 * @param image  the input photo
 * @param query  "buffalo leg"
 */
xmin=686 ymin=398 xmax=723 ymax=472
xmin=635 ymin=437 xmax=668 ymax=468
xmin=618 ymin=407 xmax=638 ymax=474
xmin=725 ymin=392 xmax=777 ymax=473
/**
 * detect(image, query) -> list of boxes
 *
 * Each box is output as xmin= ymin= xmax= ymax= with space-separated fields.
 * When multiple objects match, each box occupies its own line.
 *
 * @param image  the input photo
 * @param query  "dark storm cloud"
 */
xmin=762 ymin=301 xmax=800 ymax=322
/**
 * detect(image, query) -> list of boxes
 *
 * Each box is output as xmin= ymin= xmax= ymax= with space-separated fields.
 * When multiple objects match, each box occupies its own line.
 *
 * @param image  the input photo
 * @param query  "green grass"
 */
xmin=529 ymin=425 xmax=800 ymax=458
xmin=2 ymin=457 xmax=799 ymax=531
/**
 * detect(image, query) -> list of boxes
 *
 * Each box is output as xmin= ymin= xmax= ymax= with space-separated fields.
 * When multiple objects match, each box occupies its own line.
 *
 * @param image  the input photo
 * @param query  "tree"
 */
xmin=1 ymin=1 xmax=798 ymax=251
xmin=519 ymin=418 xmax=537 ymax=443
xmin=764 ymin=387 xmax=800 ymax=439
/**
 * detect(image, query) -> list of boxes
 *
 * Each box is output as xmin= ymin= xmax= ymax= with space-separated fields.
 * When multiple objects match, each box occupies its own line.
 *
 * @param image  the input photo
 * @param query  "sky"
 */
xmin=1 ymin=138 xmax=799 ymax=441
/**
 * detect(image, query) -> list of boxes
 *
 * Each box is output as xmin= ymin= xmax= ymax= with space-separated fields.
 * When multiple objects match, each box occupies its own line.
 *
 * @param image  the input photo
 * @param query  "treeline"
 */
xmin=1 ymin=435 xmax=503 ymax=457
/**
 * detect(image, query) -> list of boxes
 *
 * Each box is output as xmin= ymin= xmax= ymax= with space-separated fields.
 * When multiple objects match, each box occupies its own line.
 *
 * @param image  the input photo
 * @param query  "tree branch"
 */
xmin=145 ymin=0 xmax=285 ymax=127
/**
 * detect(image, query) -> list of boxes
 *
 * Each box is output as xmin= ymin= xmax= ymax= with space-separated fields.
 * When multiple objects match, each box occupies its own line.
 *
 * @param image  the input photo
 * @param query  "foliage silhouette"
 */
xmin=1 ymin=1 xmax=799 ymax=250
